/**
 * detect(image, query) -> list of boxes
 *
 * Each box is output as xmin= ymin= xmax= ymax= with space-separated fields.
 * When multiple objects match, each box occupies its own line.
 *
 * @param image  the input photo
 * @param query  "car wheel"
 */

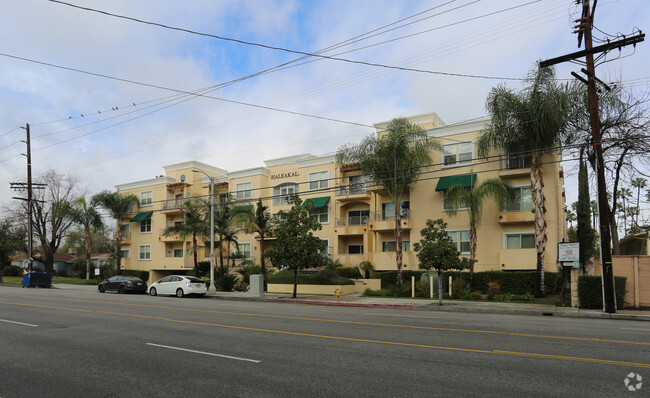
xmin=176 ymin=288 xmax=184 ymax=298
xmin=149 ymin=287 xmax=157 ymax=296
xmin=118 ymin=285 xmax=126 ymax=294
xmin=98 ymin=285 xmax=105 ymax=293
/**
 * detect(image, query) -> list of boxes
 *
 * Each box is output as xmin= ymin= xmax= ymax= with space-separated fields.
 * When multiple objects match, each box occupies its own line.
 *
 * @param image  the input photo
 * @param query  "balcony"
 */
xmin=161 ymin=199 xmax=185 ymax=214
xmin=158 ymin=228 xmax=186 ymax=242
xmin=369 ymin=209 xmax=411 ymax=231
xmin=335 ymin=218 xmax=368 ymax=236
xmin=498 ymin=210 xmax=535 ymax=224
xmin=336 ymin=183 xmax=371 ymax=202
xmin=499 ymin=154 xmax=531 ymax=177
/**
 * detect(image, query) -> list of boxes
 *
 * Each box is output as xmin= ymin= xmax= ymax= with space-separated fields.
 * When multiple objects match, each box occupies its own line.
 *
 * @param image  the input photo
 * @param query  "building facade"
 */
xmin=115 ymin=112 xmax=567 ymax=281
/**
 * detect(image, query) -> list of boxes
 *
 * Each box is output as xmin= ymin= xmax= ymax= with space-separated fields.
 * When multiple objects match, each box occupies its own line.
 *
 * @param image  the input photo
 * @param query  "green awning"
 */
xmin=435 ymin=174 xmax=476 ymax=191
xmin=301 ymin=196 xmax=330 ymax=209
xmin=130 ymin=211 xmax=152 ymax=222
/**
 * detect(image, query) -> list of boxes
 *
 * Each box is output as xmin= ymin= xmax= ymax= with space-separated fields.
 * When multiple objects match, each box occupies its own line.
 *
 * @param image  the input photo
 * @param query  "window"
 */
xmin=321 ymin=239 xmax=330 ymax=256
xmin=345 ymin=175 xmax=369 ymax=195
xmin=120 ymin=224 xmax=130 ymax=239
xmin=443 ymin=192 xmax=468 ymax=211
xmin=443 ymin=142 xmax=473 ymax=166
xmin=348 ymin=244 xmax=364 ymax=254
xmin=309 ymin=207 xmax=329 ymax=224
xmin=273 ymin=183 xmax=298 ymax=205
xmin=448 ymin=230 xmax=470 ymax=254
xmin=382 ymin=201 xmax=410 ymax=220
xmin=382 ymin=240 xmax=410 ymax=252
xmin=139 ymin=245 xmax=151 ymax=260
xmin=140 ymin=190 xmax=153 ymax=206
xmin=236 ymin=182 xmax=252 ymax=200
xmin=506 ymin=186 xmax=534 ymax=212
xmin=218 ymin=193 xmax=229 ymax=203
xmin=309 ymin=171 xmax=329 ymax=190
xmin=506 ymin=233 xmax=535 ymax=249
xmin=238 ymin=242 xmax=251 ymax=259
xmin=348 ymin=209 xmax=370 ymax=226
xmin=121 ymin=249 xmax=130 ymax=258
xmin=140 ymin=218 xmax=152 ymax=233
xmin=173 ymin=249 xmax=183 ymax=258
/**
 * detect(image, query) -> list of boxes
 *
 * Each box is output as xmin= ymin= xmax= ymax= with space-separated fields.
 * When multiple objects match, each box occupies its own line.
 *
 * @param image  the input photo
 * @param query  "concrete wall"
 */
xmin=592 ymin=256 xmax=650 ymax=308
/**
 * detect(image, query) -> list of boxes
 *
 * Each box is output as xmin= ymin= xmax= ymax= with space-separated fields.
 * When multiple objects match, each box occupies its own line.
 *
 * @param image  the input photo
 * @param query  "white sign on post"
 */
xmin=558 ymin=242 xmax=579 ymax=262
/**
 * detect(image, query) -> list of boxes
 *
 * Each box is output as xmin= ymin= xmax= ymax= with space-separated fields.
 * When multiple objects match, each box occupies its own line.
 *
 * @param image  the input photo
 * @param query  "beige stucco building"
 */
xmin=115 ymin=112 xmax=567 ymax=281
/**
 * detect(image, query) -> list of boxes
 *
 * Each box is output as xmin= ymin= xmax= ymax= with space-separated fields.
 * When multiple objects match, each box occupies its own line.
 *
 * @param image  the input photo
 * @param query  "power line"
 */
xmin=49 ymin=0 xmax=536 ymax=81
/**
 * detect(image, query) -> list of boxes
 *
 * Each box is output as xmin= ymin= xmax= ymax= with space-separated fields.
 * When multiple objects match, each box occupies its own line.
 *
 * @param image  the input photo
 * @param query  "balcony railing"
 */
xmin=378 ymin=209 xmax=411 ymax=221
xmin=503 ymin=154 xmax=531 ymax=170
xmin=336 ymin=215 xmax=370 ymax=226
xmin=336 ymin=183 xmax=369 ymax=197
xmin=162 ymin=199 xmax=185 ymax=210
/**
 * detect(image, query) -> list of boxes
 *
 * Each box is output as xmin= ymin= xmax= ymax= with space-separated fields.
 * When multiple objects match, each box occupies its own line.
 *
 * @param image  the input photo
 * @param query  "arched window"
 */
xmin=273 ymin=183 xmax=299 ymax=205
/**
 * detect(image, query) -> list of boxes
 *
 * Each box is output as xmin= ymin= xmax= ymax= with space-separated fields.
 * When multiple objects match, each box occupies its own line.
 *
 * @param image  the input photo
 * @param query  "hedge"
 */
xmin=335 ymin=266 xmax=362 ymax=279
xmin=376 ymin=270 xmax=560 ymax=295
xmin=577 ymin=275 xmax=627 ymax=310
xmin=268 ymin=269 xmax=354 ymax=285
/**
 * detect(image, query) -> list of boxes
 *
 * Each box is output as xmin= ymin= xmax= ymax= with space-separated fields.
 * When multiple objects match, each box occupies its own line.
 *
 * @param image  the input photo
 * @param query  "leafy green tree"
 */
xmin=265 ymin=196 xmax=326 ymax=298
xmin=162 ymin=198 xmax=208 ymax=275
xmin=443 ymin=178 xmax=512 ymax=288
xmin=477 ymin=64 xmax=572 ymax=296
xmin=337 ymin=117 xmax=439 ymax=286
xmin=413 ymin=219 xmax=470 ymax=305
xmin=92 ymin=190 xmax=139 ymax=274
xmin=232 ymin=199 xmax=273 ymax=284
xmin=68 ymin=197 xmax=104 ymax=279
xmin=576 ymin=162 xmax=596 ymax=274
xmin=0 ymin=220 xmax=24 ymax=269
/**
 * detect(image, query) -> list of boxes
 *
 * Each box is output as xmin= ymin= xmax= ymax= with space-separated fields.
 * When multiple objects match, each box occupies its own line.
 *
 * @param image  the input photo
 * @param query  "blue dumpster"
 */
xmin=22 ymin=272 xmax=52 ymax=288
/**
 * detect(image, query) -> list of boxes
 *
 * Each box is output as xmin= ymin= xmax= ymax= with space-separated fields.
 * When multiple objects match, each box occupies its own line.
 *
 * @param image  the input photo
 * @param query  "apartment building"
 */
xmin=115 ymin=112 xmax=567 ymax=281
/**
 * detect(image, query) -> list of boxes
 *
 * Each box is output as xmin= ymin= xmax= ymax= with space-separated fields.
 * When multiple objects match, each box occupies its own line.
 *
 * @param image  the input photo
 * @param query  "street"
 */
xmin=1 ymin=286 xmax=648 ymax=397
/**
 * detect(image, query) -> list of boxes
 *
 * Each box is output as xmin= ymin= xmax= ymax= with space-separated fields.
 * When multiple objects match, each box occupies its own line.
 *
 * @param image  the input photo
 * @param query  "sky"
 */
xmin=1 ymin=0 xmax=648 ymax=216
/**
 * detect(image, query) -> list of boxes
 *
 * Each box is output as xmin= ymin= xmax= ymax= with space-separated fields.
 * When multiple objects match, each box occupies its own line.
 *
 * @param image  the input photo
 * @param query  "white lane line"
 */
xmin=620 ymin=327 xmax=650 ymax=332
xmin=146 ymin=343 xmax=261 ymax=363
xmin=0 ymin=318 xmax=38 ymax=327
xmin=361 ymin=313 xmax=438 ymax=319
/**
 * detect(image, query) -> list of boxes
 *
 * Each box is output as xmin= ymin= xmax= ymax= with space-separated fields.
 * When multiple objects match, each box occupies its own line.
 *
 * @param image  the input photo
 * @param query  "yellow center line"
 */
xmin=2 ymin=293 xmax=650 ymax=347
xmin=3 ymin=300 xmax=650 ymax=369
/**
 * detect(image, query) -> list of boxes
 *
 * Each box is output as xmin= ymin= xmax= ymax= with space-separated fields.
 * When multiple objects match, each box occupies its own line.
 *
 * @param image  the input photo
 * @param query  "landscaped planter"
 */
xmin=267 ymin=283 xmax=357 ymax=296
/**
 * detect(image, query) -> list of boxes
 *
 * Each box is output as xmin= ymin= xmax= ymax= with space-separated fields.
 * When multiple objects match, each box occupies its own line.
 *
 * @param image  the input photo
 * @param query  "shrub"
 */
xmin=446 ymin=271 xmax=560 ymax=295
xmin=451 ymin=277 xmax=467 ymax=299
xmin=470 ymin=291 xmax=482 ymax=300
xmin=2 ymin=265 xmax=21 ymax=276
xmin=336 ymin=266 xmax=362 ymax=279
xmin=493 ymin=293 xmax=514 ymax=302
xmin=267 ymin=269 xmax=354 ymax=285
xmin=487 ymin=281 xmax=501 ymax=298
xmin=376 ymin=271 xmax=425 ymax=289
xmin=415 ymin=281 xmax=429 ymax=298
xmin=238 ymin=265 xmax=262 ymax=285
xmin=578 ymin=275 xmax=627 ymax=309
xmin=362 ymin=288 xmax=393 ymax=297
xmin=217 ymin=274 xmax=238 ymax=291
xmin=359 ymin=261 xmax=374 ymax=278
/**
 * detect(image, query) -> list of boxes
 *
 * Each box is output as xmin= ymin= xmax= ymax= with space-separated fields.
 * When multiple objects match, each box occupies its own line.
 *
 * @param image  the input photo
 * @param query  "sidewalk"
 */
xmin=47 ymin=284 xmax=650 ymax=321
xmin=208 ymin=290 xmax=650 ymax=321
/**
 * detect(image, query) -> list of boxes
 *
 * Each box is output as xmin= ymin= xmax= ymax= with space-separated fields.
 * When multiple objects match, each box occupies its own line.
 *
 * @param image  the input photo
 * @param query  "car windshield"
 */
xmin=186 ymin=277 xmax=205 ymax=283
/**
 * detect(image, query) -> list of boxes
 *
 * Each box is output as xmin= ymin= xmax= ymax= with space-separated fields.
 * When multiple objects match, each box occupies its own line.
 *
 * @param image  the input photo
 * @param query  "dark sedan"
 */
xmin=98 ymin=276 xmax=147 ymax=294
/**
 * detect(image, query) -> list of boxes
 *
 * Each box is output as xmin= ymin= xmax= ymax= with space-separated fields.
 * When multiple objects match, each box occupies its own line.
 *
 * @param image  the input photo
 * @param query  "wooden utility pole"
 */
xmin=540 ymin=0 xmax=644 ymax=313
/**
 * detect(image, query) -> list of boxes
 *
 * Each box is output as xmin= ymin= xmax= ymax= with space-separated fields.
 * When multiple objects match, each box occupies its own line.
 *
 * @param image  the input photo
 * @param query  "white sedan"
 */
xmin=148 ymin=275 xmax=207 ymax=297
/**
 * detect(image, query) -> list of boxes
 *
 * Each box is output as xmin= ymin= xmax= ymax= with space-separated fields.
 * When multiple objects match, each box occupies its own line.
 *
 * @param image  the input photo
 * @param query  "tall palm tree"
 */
xmin=631 ymin=178 xmax=646 ymax=228
xmin=443 ymin=178 xmax=512 ymax=288
xmin=69 ymin=197 xmax=104 ymax=280
xmin=162 ymin=198 xmax=208 ymax=275
xmin=92 ymin=190 xmax=139 ymax=274
xmin=477 ymin=64 xmax=572 ymax=296
xmin=232 ymin=199 xmax=273 ymax=283
xmin=337 ymin=117 xmax=440 ymax=286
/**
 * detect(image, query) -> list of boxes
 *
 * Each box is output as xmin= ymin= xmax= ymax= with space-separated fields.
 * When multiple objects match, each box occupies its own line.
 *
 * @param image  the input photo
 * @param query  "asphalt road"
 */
xmin=1 ymin=286 xmax=648 ymax=397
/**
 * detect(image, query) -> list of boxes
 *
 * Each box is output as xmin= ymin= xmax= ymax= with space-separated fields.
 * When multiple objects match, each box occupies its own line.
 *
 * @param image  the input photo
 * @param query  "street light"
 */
xmin=192 ymin=169 xmax=217 ymax=296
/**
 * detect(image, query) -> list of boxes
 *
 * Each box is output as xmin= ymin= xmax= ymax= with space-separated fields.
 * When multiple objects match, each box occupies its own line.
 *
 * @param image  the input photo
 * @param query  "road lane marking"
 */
xmin=2 ymin=295 xmax=650 ymax=347
xmin=362 ymin=313 xmax=439 ymax=319
xmin=146 ymin=343 xmax=261 ymax=363
xmin=2 ymin=300 xmax=649 ymax=369
xmin=0 ymin=318 xmax=37 ymax=327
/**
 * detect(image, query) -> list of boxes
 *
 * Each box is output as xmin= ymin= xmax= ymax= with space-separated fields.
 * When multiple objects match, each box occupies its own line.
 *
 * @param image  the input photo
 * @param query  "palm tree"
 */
xmin=443 ymin=178 xmax=512 ymax=288
xmin=232 ymin=199 xmax=273 ymax=284
xmin=92 ymin=190 xmax=139 ymax=274
xmin=631 ymin=178 xmax=647 ymax=228
xmin=162 ymin=198 xmax=208 ymax=275
xmin=337 ymin=117 xmax=440 ymax=286
xmin=477 ymin=64 xmax=572 ymax=296
xmin=69 ymin=197 xmax=104 ymax=280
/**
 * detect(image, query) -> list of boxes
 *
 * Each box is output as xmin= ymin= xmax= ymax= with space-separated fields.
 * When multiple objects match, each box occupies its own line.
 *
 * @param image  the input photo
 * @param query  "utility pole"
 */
xmin=540 ymin=0 xmax=644 ymax=313
xmin=10 ymin=123 xmax=46 ymax=272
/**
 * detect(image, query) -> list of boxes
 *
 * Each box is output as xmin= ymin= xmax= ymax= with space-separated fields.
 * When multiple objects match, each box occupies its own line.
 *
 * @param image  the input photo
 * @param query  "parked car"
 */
xmin=98 ymin=275 xmax=147 ymax=294
xmin=148 ymin=275 xmax=207 ymax=298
